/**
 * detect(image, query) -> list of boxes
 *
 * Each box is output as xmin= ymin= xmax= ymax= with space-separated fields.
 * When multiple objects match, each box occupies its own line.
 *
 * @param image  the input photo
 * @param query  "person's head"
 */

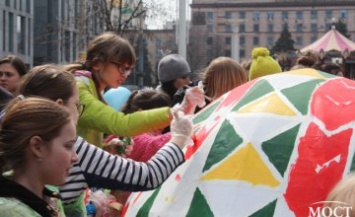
xmin=202 ymin=57 xmax=247 ymax=100
xmin=0 ymin=97 xmax=78 ymax=185
xmin=123 ymin=87 xmax=171 ymax=114
xmin=19 ymin=64 xmax=82 ymax=123
xmin=158 ymin=54 xmax=192 ymax=96
xmin=249 ymin=47 xmax=282 ymax=80
xmin=314 ymin=62 xmax=343 ymax=76
xmin=66 ymin=32 xmax=136 ymax=91
xmin=0 ymin=55 xmax=27 ymax=94
xmin=291 ymin=51 xmax=319 ymax=70
xmin=323 ymin=174 xmax=355 ymax=217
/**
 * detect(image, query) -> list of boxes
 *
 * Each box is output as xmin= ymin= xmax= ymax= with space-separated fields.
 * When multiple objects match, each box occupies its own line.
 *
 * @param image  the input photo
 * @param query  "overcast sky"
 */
xmin=145 ymin=0 xmax=191 ymax=29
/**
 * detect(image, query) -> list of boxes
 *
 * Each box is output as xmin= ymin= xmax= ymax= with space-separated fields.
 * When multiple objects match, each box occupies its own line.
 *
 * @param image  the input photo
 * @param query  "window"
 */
xmin=240 ymin=36 xmax=245 ymax=45
xmin=207 ymin=12 xmax=213 ymax=21
xmin=239 ymin=12 xmax=245 ymax=19
xmin=325 ymin=23 xmax=332 ymax=30
xmin=3 ymin=11 xmax=6 ymax=51
xmin=253 ymin=24 xmax=259 ymax=32
xmin=225 ymin=24 xmax=232 ymax=33
xmin=253 ymin=11 xmax=260 ymax=21
xmin=240 ymin=49 xmax=245 ymax=58
xmin=282 ymin=11 xmax=288 ymax=20
xmin=311 ymin=35 xmax=318 ymax=43
xmin=268 ymin=24 xmax=273 ymax=33
xmin=207 ymin=24 xmax=213 ymax=32
xmin=207 ymin=37 xmax=213 ymax=45
xmin=239 ymin=24 xmax=245 ymax=33
xmin=267 ymin=12 xmax=274 ymax=21
xmin=296 ymin=11 xmax=303 ymax=20
xmin=156 ymin=38 xmax=162 ymax=47
xmin=26 ymin=0 xmax=31 ymax=13
xmin=9 ymin=13 xmax=13 ymax=52
xmin=267 ymin=36 xmax=273 ymax=46
xmin=326 ymin=10 xmax=332 ymax=19
xmin=296 ymin=36 xmax=303 ymax=45
xmin=73 ymin=33 xmax=77 ymax=60
xmin=311 ymin=24 xmax=317 ymax=32
xmin=225 ymin=49 xmax=231 ymax=57
xmin=225 ymin=37 xmax=231 ymax=45
xmin=296 ymin=23 xmax=303 ymax=32
xmin=5 ymin=0 xmax=10 ymax=6
xmin=340 ymin=10 xmax=347 ymax=19
xmin=225 ymin=11 xmax=232 ymax=19
xmin=27 ymin=18 xmax=31 ymax=55
xmin=311 ymin=11 xmax=317 ymax=20
xmin=207 ymin=49 xmax=213 ymax=60
xmin=17 ymin=16 xmax=25 ymax=54
xmin=253 ymin=37 xmax=259 ymax=45
xmin=65 ymin=31 xmax=70 ymax=62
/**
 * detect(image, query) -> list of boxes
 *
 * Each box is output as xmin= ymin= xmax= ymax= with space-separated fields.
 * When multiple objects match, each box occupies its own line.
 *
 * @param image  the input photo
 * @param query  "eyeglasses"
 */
xmin=76 ymin=103 xmax=85 ymax=117
xmin=0 ymin=71 xmax=15 ymax=78
xmin=110 ymin=61 xmax=133 ymax=77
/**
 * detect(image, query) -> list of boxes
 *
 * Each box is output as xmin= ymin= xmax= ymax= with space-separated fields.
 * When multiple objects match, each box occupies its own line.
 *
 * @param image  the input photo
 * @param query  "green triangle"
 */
xmin=350 ymin=153 xmax=355 ymax=171
xmin=262 ymin=124 xmax=300 ymax=176
xmin=317 ymin=70 xmax=338 ymax=78
xmin=202 ymin=120 xmax=243 ymax=172
xmin=136 ymin=187 xmax=161 ymax=217
xmin=249 ymin=199 xmax=277 ymax=217
xmin=232 ymin=80 xmax=274 ymax=112
xmin=186 ymin=188 xmax=214 ymax=217
xmin=281 ymin=79 xmax=324 ymax=115
xmin=193 ymin=100 xmax=221 ymax=125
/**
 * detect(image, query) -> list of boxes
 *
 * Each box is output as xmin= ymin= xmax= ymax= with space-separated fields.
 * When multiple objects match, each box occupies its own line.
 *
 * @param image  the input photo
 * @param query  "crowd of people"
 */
xmin=0 ymin=31 xmax=351 ymax=217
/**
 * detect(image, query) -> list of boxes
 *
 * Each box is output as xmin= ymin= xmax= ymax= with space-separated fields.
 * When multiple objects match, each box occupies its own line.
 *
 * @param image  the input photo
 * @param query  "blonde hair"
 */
xmin=202 ymin=57 xmax=247 ymax=100
xmin=323 ymin=174 xmax=355 ymax=217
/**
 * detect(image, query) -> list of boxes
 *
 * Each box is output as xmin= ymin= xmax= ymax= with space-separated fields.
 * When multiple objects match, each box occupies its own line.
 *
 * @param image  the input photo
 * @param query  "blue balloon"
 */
xmin=104 ymin=87 xmax=132 ymax=111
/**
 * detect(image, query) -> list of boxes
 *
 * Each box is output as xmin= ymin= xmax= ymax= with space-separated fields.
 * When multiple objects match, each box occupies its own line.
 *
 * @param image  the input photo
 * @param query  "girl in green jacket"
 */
xmin=65 ymin=32 xmax=203 ymax=146
xmin=0 ymin=97 xmax=78 ymax=217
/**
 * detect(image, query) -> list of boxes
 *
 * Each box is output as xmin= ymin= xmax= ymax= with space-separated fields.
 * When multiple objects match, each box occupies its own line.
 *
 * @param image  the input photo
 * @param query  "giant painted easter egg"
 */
xmin=122 ymin=68 xmax=355 ymax=217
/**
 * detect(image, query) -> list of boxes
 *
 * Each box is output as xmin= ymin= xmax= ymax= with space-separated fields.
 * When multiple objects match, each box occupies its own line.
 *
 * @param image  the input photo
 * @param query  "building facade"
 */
xmin=33 ymin=0 xmax=104 ymax=65
xmin=0 ymin=0 xmax=33 ymax=67
xmin=189 ymin=0 xmax=355 ymax=70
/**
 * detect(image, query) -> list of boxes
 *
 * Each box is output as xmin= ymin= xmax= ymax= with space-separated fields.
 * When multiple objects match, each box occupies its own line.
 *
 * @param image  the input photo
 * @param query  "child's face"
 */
xmin=173 ymin=75 xmax=191 ymax=90
xmin=94 ymin=61 xmax=132 ymax=90
xmin=40 ymin=120 xmax=78 ymax=185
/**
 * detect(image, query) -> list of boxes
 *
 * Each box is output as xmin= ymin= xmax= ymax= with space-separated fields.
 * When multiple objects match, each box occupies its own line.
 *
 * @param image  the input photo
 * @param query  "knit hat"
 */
xmin=157 ymin=54 xmax=191 ymax=82
xmin=249 ymin=47 xmax=282 ymax=80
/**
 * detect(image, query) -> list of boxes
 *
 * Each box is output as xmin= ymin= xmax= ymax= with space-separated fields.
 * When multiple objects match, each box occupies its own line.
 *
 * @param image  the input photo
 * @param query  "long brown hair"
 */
xmin=0 ymin=98 xmax=71 ymax=172
xmin=65 ymin=32 xmax=136 ymax=101
xmin=18 ymin=64 xmax=76 ymax=103
xmin=202 ymin=57 xmax=247 ymax=100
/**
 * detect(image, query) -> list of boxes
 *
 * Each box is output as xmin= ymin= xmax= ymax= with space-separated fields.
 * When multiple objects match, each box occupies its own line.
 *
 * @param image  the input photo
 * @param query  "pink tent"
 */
xmin=301 ymin=27 xmax=355 ymax=52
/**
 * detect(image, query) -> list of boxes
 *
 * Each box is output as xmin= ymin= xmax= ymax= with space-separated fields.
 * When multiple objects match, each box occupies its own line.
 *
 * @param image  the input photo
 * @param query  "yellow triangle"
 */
xmin=238 ymin=92 xmax=296 ymax=116
xmin=285 ymin=68 xmax=327 ymax=79
xmin=201 ymin=143 xmax=280 ymax=187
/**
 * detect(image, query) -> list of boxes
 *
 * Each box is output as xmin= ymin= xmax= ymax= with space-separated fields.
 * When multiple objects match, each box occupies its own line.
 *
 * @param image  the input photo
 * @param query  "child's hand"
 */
xmin=174 ymin=86 xmax=205 ymax=115
xmin=170 ymin=110 xmax=193 ymax=148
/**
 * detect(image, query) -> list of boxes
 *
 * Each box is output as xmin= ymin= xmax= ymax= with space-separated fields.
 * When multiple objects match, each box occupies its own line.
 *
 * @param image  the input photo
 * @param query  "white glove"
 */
xmin=178 ymin=86 xmax=206 ymax=114
xmin=170 ymin=110 xmax=193 ymax=149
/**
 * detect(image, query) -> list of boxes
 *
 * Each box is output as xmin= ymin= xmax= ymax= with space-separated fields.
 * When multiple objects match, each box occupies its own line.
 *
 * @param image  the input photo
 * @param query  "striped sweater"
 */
xmin=59 ymin=137 xmax=185 ymax=204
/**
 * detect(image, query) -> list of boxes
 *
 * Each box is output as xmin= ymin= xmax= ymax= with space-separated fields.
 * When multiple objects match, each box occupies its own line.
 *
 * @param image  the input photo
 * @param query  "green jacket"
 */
xmin=0 ymin=197 xmax=42 ymax=217
xmin=75 ymin=72 xmax=171 ymax=146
